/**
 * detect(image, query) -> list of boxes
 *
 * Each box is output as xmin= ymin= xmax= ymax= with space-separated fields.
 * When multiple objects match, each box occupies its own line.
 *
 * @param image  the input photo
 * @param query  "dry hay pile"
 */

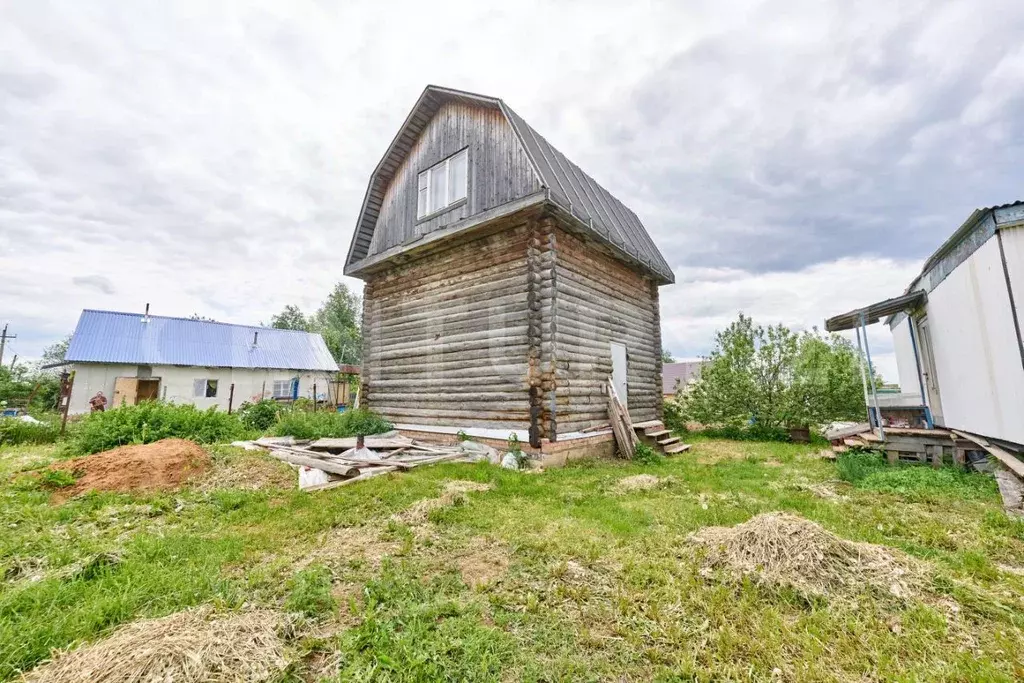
xmin=455 ymin=537 xmax=511 ymax=588
xmin=23 ymin=607 xmax=289 ymax=683
xmin=295 ymin=525 xmax=401 ymax=571
xmin=691 ymin=512 xmax=923 ymax=599
xmin=612 ymin=474 xmax=667 ymax=494
xmin=197 ymin=452 xmax=295 ymax=492
xmin=394 ymin=480 xmax=492 ymax=525
xmin=51 ymin=439 xmax=209 ymax=500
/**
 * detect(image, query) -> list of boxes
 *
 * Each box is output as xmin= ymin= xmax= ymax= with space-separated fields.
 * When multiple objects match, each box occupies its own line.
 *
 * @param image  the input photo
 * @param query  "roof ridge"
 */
xmin=79 ymin=309 xmax=321 ymax=335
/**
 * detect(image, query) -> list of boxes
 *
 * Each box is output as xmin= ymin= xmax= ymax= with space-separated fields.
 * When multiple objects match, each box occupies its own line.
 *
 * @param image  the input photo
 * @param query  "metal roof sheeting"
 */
xmin=66 ymin=310 xmax=340 ymax=371
xmin=824 ymin=290 xmax=927 ymax=332
xmin=347 ymin=85 xmax=674 ymax=284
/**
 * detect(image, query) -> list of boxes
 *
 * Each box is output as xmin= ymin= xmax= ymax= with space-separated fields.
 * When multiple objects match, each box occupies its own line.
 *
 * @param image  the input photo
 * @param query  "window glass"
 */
xmin=193 ymin=379 xmax=206 ymax=397
xmin=429 ymin=164 xmax=447 ymax=213
xmin=417 ymin=172 xmax=428 ymax=218
xmin=272 ymin=379 xmax=293 ymax=399
xmin=450 ymin=150 xmax=467 ymax=202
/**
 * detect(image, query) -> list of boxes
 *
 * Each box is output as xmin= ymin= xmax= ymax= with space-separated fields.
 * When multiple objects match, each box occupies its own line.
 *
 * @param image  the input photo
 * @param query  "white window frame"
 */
xmin=272 ymin=379 xmax=294 ymax=399
xmin=417 ymin=148 xmax=468 ymax=219
xmin=193 ymin=379 xmax=218 ymax=398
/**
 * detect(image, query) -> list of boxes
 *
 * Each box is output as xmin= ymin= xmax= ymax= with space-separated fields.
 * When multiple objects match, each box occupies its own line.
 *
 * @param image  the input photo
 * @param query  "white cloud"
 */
xmin=1 ymin=0 xmax=1022 ymax=383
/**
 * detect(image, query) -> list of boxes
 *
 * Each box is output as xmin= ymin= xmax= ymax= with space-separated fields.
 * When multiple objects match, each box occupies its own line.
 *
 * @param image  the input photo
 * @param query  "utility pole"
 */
xmin=0 ymin=324 xmax=15 ymax=367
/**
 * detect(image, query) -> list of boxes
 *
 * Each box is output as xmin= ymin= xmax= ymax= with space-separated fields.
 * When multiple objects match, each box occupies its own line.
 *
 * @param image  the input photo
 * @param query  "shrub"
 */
xmin=236 ymin=399 xmax=283 ymax=432
xmin=697 ymin=424 xmax=791 ymax=442
xmin=836 ymin=451 xmax=885 ymax=484
xmin=632 ymin=442 xmax=663 ymax=465
xmin=662 ymin=399 xmax=687 ymax=434
xmin=269 ymin=408 xmax=392 ymax=440
xmin=0 ymin=417 xmax=61 ymax=447
xmin=71 ymin=401 xmax=249 ymax=455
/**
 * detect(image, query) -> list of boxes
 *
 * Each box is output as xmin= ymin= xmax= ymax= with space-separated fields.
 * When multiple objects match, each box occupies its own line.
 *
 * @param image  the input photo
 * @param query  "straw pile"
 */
xmin=691 ymin=512 xmax=923 ymax=599
xmin=23 ymin=607 xmax=289 ymax=683
xmin=394 ymin=480 xmax=492 ymax=525
xmin=612 ymin=474 xmax=666 ymax=494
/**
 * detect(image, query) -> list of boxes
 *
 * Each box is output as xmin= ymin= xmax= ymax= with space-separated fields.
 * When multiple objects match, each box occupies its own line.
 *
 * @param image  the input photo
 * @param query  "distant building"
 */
xmin=64 ymin=309 xmax=338 ymax=414
xmin=662 ymin=361 xmax=705 ymax=398
xmin=826 ymin=201 xmax=1024 ymax=447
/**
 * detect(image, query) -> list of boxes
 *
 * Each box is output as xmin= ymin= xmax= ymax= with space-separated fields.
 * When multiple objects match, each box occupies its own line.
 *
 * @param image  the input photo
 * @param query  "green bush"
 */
xmin=270 ymin=408 xmax=392 ymax=440
xmin=697 ymin=423 xmax=791 ymax=442
xmin=236 ymin=399 xmax=283 ymax=432
xmin=632 ymin=442 xmax=663 ymax=465
xmin=662 ymin=399 xmax=687 ymax=434
xmin=71 ymin=401 xmax=249 ymax=455
xmin=0 ymin=417 xmax=61 ymax=446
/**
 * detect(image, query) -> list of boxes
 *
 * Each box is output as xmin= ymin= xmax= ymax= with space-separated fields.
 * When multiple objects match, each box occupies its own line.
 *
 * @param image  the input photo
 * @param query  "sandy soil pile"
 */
xmin=23 ymin=607 xmax=288 ymax=683
xmin=691 ymin=512 xmax=923 ymax=599
xmin=53 ymin=438 xmax=209 ymax=499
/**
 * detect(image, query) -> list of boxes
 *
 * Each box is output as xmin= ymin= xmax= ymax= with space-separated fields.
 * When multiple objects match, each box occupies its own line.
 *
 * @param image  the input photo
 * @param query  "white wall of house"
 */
xmin=890 ymin=317 xmax=922 ymax=398
xmin=68 ymin=363 xmax=336 ymax=414
xmin=917 ymin=235 xmax=1024 ymax=443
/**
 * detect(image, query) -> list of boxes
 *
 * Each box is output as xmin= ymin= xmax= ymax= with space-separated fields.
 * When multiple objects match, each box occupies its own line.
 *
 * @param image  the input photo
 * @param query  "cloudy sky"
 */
xmin=3 ymin=0 xmax=1023 ymax=381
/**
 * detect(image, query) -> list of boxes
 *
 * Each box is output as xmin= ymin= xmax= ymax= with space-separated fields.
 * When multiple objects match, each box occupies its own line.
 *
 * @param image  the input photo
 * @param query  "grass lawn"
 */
xmin=2 ymin=438 xmax=1024 ymax=681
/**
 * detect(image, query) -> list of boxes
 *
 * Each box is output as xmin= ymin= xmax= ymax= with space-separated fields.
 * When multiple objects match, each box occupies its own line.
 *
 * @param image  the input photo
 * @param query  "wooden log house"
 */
xmin=345 ymin=86 xmax=674 ymax=448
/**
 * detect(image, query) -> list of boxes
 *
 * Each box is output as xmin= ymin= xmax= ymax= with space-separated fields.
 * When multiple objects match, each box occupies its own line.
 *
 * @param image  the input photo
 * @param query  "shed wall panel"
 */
xmin=925 ymin=236 xmax=1024 ymax=443
xmin=890 ymin=317 xmax=922 ymax=398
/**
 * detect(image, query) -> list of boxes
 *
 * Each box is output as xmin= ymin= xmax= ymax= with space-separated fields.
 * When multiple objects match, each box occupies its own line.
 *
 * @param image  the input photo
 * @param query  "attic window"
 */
xmin=417 ymin=149 xmax=467 ymax=219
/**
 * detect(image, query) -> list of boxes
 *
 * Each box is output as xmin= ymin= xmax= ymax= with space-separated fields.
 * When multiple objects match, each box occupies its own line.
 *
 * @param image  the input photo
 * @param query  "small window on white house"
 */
xmin=272 ymin=379 xmax=294 ymax=399
xmin=416 ymin=149 xmax=468 ymax=219
xmin=193 ymin=379 xmax=218 ymax=398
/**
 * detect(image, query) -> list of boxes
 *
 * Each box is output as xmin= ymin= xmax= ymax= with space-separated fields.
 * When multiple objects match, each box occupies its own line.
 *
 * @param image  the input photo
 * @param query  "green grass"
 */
xmin=2 ymin=439 xmax=1023 ymax=681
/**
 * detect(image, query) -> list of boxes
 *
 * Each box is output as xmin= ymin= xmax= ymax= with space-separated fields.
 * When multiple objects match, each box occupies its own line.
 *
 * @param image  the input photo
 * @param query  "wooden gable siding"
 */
xmin=549 ymin=225 xmax=661 ymax=433
xmin=361 ymin=217 xmax=533 ymax=429
xmin=367 ymin=101 xmax=541 ymax=260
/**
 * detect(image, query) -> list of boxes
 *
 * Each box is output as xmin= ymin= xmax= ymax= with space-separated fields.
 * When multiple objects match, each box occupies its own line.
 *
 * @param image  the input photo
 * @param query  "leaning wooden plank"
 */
xmin=825 ymin=423 xmax=871 ymax=441
xmin=305 ymin=466 xmax=400 ymax=492
xmin=267 ymin=450 xmax=359 ymax=477
xmin=308 ymin=436 xmax=415 ymax=452
xmin=951 ymin=430 xmax=1024 ymax=479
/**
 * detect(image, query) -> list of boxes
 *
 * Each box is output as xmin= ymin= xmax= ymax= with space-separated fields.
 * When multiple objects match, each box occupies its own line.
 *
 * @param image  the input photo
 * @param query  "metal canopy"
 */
xmin=824 ymin=290 xmax=926 ymax=332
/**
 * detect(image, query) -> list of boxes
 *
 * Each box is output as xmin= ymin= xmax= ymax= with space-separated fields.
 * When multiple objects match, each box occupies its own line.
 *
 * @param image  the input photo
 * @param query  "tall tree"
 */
xmin=269 ymin=305 xmax=310 ymax=331
xmin=313 ymin=283 xmax=362 ymax=365
xmin=41 ymin=334 xmax=72 ymax=370
xmin=661 ymin=348 xmax=676 ymax=364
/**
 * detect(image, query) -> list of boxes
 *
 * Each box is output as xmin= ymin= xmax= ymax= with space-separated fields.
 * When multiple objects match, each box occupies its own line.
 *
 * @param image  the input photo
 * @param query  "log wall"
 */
xmin=361 ymin=216 xmax=533 ymax=430
xmin=551 ymin=225 xmax=662 ymax=433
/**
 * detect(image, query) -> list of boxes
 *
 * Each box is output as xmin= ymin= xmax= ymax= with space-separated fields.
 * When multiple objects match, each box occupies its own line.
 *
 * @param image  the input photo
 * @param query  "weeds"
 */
xmin=269 ymin=409 xmax=392 ymax=440
xmin=236 ymin=399 xmax=283 ymax=432
xmin=71 ymin=402 xmax=249 ymax=454
xmin=632 ymin=442 xmax=663 ymax=465
xmin=837 ymin=451 xmax=997 ymax=502
xmin=285 ymin=565 xmax=336 ymax=617
xmin=0 ymin=418 xmax=60 ymax=447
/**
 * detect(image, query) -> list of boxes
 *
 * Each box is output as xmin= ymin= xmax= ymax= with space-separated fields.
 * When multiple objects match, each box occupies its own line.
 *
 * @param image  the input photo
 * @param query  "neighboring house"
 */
xmin=826 ymin=201 xmax=1024 ymax=447
xmin=662 ymin=361 xmax=705 ymax=399
xmin=64 ymin=310 xmax=339 ymax=414
xmin=345 ymin=85 xmax=674 ymax=447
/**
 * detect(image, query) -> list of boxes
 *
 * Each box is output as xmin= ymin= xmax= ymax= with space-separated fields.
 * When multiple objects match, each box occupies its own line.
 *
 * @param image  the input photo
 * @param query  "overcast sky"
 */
xmin=3 ymin=0 xmax=1023 ymax=382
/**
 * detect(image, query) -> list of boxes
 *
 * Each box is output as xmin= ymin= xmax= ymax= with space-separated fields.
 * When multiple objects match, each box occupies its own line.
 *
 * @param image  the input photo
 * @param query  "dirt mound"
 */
xmin=394 ymin=480 xmax=492 ymax=525
xmin=691 ymin=512 xmax=923 ymax=599
xmin=23 ymin=607 xmax=288 ymax=683
xmin=612 ymin=474 xmax=666 ymax=494
xmin=54 ymin=439 xmax=210 ymax=499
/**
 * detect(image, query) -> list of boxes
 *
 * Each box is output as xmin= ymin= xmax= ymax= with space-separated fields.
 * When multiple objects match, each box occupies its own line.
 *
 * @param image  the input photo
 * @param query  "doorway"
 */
xmin=112 ymin=377 xmax=161 ymax=407
xmin=610 ymin=342 xmax=628 ymax=409
xmin=915 ymin=317 xmax=944 ymax=425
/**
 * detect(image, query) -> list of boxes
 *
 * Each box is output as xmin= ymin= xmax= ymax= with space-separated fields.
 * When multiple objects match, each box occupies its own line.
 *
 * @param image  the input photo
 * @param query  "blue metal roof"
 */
xmin=66 ymin=310 xmax=339 ymax=371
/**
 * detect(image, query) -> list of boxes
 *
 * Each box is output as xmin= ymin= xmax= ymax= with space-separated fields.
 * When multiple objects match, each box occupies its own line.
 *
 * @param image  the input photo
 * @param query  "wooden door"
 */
xmin=610 ymin=342 xmax=628 ymax=410
xmin=916 ymin=317 xmax=944 ymax=424
xmin=112 ymin=377 xmax=139 ymax=408
xmin=136 ymin=379 xmax=160 ymax=402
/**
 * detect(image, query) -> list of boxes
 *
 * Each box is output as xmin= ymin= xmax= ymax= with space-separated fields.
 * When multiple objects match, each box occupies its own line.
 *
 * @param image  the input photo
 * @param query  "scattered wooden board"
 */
xmin=952 ymin=430 xmax=1024 ymax=479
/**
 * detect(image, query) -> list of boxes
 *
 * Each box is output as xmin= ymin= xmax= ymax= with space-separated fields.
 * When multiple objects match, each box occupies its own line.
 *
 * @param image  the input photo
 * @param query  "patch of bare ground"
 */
xmin=692 ymin=441 xmax=747 ymax=465
xmin=611 ymin=474 xmax=668 ymax=494
xmin=51 ymin=439 xmax=209 ymax=501
xmin=691 ymin=512 xmax=925 ymax=600
xmin=393 ymin=480 xmax=493 ymax=526
xmin=196 ymin=451 xmax=295 ymax=492
xmin=456 ymin=537 xmax=510 ymax=588
xmin=295 ymin=525 xmax=401 ymax=571
xmin=22 ymin=606 xmax=290 ymax=683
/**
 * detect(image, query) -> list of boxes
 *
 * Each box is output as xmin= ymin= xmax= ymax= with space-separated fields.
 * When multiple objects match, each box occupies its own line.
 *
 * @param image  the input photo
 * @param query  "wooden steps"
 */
xmin=632 ymin=420 xmax=691 ymax=457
